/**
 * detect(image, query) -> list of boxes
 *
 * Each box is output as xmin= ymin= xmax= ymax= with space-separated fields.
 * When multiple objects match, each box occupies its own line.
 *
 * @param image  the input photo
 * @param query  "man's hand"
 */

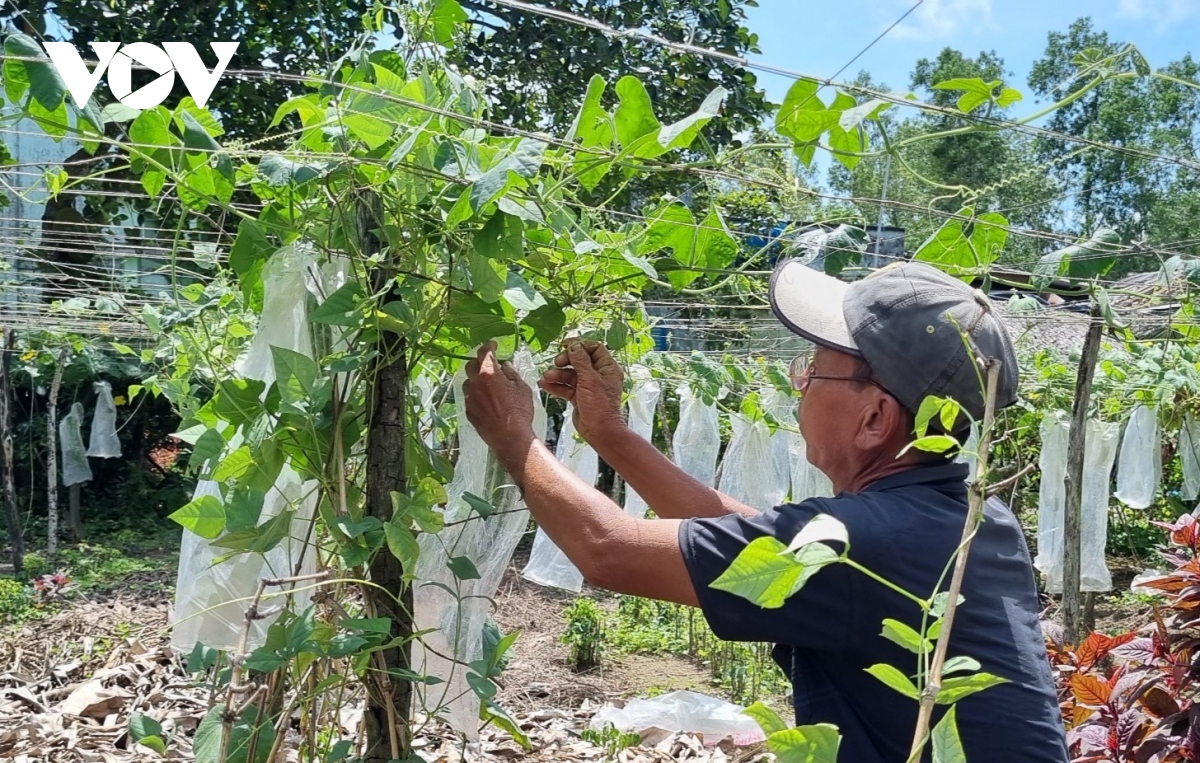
xmin=540 ymin=339 xmax=625 ymax=443
xmin=463 ymin=342 xmax=536 ymax=465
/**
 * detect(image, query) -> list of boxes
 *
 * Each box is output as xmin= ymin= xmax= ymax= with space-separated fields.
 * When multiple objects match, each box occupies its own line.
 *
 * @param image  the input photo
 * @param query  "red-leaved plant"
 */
xmin=1047 ymin=514 xmax=1200 ymax=762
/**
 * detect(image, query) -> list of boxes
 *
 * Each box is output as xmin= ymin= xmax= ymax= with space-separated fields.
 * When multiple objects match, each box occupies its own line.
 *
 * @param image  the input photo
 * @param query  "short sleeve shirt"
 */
xmin=678 ymin=463 xmax=1068 ymax=763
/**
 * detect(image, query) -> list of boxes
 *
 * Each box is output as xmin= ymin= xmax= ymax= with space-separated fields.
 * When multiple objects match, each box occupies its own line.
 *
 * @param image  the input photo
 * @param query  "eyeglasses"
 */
xmin=789 ymin=354 xmax=893 ymax=398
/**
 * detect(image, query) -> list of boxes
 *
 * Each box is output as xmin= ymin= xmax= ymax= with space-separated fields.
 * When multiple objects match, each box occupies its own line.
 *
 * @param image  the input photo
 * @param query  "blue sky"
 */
xmin=744 ymin=0 xmax=1198 ymax=106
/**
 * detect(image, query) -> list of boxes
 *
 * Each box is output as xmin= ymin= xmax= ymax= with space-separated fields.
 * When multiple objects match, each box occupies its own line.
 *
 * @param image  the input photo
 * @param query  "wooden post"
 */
xmin=46 ymin=349 xmax=67 ymax=557
xmin=69 ymin=485 xmax=82 ymax=542
xmin=0 ymin=329 xmax=23 ymax=574
xmin=1063 ymin=303 xmax=1104 ymax=646
xmin=359 ymin=196 xmax=412 ymax=763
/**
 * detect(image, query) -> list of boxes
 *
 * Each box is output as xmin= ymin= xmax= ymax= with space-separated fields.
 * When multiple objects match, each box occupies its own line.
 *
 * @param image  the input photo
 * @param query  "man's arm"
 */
xmin=589 ymin=424 xmax=759 ymax=520
xmin=501 ymin=435 xmax=699 ymax=606
xmin=542 ymin=342 xmax=759 ymax=520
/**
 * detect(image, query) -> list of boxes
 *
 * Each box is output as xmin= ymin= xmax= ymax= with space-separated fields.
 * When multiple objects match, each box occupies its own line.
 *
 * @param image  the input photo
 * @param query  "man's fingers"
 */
xmin=542 ymin=368 xmax=576 ymax=387
xmin=539 ymin=379 xmax=577 ymax=402
xmin=476 ymin=341 xmax=497 ymax=375
xmin=500 ymin=361 xmax=521 ymax=382
xmin=567 ymin=342 xmax=597 ymax=373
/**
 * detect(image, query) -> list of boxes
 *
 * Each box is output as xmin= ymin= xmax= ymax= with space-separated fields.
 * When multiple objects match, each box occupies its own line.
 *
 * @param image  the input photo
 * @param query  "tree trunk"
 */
xmin=1063 ymin=303 xmax=1103 ymax=646
xmin=360 ymin=196 xmax=412 ymax=763
xmin=46 ymin=350 xmax=67 ymax=557
xmin=0 ymin=329 xmax=24 ymax=574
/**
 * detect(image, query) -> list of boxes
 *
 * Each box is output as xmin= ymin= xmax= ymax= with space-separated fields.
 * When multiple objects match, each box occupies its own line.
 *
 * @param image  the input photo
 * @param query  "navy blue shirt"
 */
xmin=678 ymin=463 xmax=1067 ymax=763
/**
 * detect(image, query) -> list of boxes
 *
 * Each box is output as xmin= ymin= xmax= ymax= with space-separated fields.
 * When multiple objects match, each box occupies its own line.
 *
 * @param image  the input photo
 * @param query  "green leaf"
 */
xmin=939 ymin=399 xmax=962 ymax=433
xmin=904 ymin=435 xmax=959 ymax=454
xmin=385 ymin=521 xmax=420 ymax=568
xmin=914 ymin=396 xmax=946 ymax=439
xmin=271 ymin=346 xmax=320 ymax=404
xmin=614 ymin=76 xmax=661 ymax=148
xmin=6 ymin=34 xmax=65 ymax=110
xmin=229 ymin=219 xmax=272 ymax=277
xmin=657 ymin=85 xmax=727 ymax=151
xmin=3 ymin=54 xmax=29 ymax=103
xmin=1034 ymin=228 xmax=1122 ymax=288
xmin=462 ymin=491 xmax=497 ymax=518
xmin=914 ymin=209 xmax=1008 ymax=275
xmin=482 ymin=620 xmax=519 ymax=677
xmin=570 ymin=75 xmax=615 ymax=189
xmin=474 ymin=210 xmax=523 ymax=263
xmin=129 ymin=712 xmax=164 ymax=745
xmin=936 ymin=672 xmax=1008 ymax=704
xmin=129 ymin=106 xmax=173 ymax=148
xmin=742 ymin=702 xmax=788 ymax=736
xmin=932 ymin=78 xmax=999 ymax=114
xmin=194 ymin=703 xmax=276 ymax=763
xmin=102 ymin=102 xmax=141 ymax=124
xmin=932 ymin=704 xmax=966 ymax=763
xmin=470 ymin=139 xmax=545 ymax=211
xmin=765 ymin=724 xmax=842 ymax=763
xmin=710 ymin=536 xmax=805 ymax=609
xmin=776 ymin=78 xmax=835 ymax=144
xmin=190 ymin=428 xmax=226 ymax=471
xmin=449 ymin=294 xmax=515 ymax=344
xmin=865 ymin=663 xmax=920 ymax=700
xmin=258 ymin=154 xmax=324 ymax=186
xmin=448 ymin=555 xmax=481 ymax=580
xmin=481 ymin=700 xmax=532 ymax=750
xmin=942 ymin=656 xmax=982 ymax=675
xmin=212 ymin=445 xmax=256 ymax=483
xmin=310 ymin=282 xmax=365 ymax=326
xmin=521 ymin=299 xmax=566 ymax=350
xmin=881 ymin=619 xmax=931 ymax=655
xmin=344 ymin=617 xmax=392 ymax=635
xmin=213 ymin=378 xmax=266 ymax=427
xmin=430 ymin=0 xmax=468 ymax=46
xmin=995 ymin=87 xmax=1023 ymax=108
xmin=502 ymin=271 xmax=546 ymax=312
xmin=169 ymin=495 xmax=225 ymax=539
xmin=930 ymin=592 xmax=964 ymax=618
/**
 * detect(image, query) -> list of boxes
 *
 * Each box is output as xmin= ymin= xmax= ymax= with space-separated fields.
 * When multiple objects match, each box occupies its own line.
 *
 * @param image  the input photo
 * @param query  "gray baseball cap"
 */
xmin=768 ymin=259 xmax=1019 ymax=421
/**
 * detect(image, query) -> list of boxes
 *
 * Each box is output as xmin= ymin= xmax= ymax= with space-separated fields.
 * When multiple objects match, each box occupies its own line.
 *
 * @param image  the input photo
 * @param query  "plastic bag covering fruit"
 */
xmin=170 ymin=245 xmax=319 ymax=654
xmin=1034 ymin=411 xmax=1119 ymax=593
xmin=1115 ymin=405 xmax=1161 ymax=510
xmin=672 ymin=385 xmax=720 ymax=487
xmin=622 ymin=365 xmax=661 ymax=519
xmin=85 ymin=381 xmax=121 ymax=458
xmin=521 ymin=405 xmax=598 ymax=593
xmin=59 ymin=402 xmax=92 ymax=486
xmin=718 ymin=412 xmax=790 ymax=511
xmin=414 ymin=350 xmax=546 ymax=738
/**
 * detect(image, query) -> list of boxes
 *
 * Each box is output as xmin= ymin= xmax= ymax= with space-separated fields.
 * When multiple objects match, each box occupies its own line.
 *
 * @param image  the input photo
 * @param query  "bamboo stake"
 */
xmin=908 ymin=358 xmax=1001 ymax=763
xmin=46 ymin=349 xmax=68 ymax=558
xmin=1064 ymin=303 xmax=1104 ymax=646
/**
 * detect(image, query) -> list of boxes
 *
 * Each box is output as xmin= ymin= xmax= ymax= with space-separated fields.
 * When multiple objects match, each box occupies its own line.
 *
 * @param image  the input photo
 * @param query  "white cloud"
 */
xmin=892 ymin=0 xmax=995 ymax=41
xmin=1118 ymin=0 xmax=1198 ymax=27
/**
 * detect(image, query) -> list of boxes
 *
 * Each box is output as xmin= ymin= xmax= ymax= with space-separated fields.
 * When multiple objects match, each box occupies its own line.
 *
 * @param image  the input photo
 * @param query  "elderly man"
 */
xmin=463 ymin=260 xmax=1067 ymax=762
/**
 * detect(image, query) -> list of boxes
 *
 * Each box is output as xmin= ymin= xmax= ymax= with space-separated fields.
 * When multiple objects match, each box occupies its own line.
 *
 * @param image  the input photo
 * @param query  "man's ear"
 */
xmin=855 ymin=392 xmax=908 ymax=450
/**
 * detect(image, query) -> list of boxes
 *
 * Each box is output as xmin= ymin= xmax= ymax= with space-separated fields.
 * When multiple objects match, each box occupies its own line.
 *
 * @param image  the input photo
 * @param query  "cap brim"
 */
xmin=769 ymin=259 xmax=859 ymax=354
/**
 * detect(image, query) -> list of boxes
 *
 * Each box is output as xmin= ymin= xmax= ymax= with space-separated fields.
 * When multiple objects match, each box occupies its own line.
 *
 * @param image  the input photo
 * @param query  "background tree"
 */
xmin=1029 ymin=17 xmax=1200 ymax=272
xmin=452 ymin=0 xmax=769 ymax=148
xmin=2 ymin=0 xmax=369 ymax=139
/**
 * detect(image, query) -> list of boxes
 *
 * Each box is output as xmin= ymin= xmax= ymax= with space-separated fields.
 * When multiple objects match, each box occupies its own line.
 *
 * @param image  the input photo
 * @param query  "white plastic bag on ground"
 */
xmin=1181 ymin=414 xmax=1200 ymax=501
xmin=170 ymin=246 xmax=320 ymax=654
xmin=718 ymin=413 xmax=789 ymax=511
xmin=672 ymin=386 xmax=720 ymax=487
xmin=415 ymin=350 xmax=546 ymax=738
xmin=1130 ymin=569 xmax=1168 ymax=597
xmin=1034 ymin=411 xmax=1119 ymax=593
xmin=623 ymin=366 xmax=660 ymax=518
xmin=1115 ymin=405 xmax=1161 ymax=509
xmin=85 ymin=381 xmax=121 ymax=458
xmin=521 ymin=406 xmax=598 ymax=593
xmin=59 ymin=402 xmax=91 ymax=486
xmin=589 ymin=691 xmax=767 ymax=747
